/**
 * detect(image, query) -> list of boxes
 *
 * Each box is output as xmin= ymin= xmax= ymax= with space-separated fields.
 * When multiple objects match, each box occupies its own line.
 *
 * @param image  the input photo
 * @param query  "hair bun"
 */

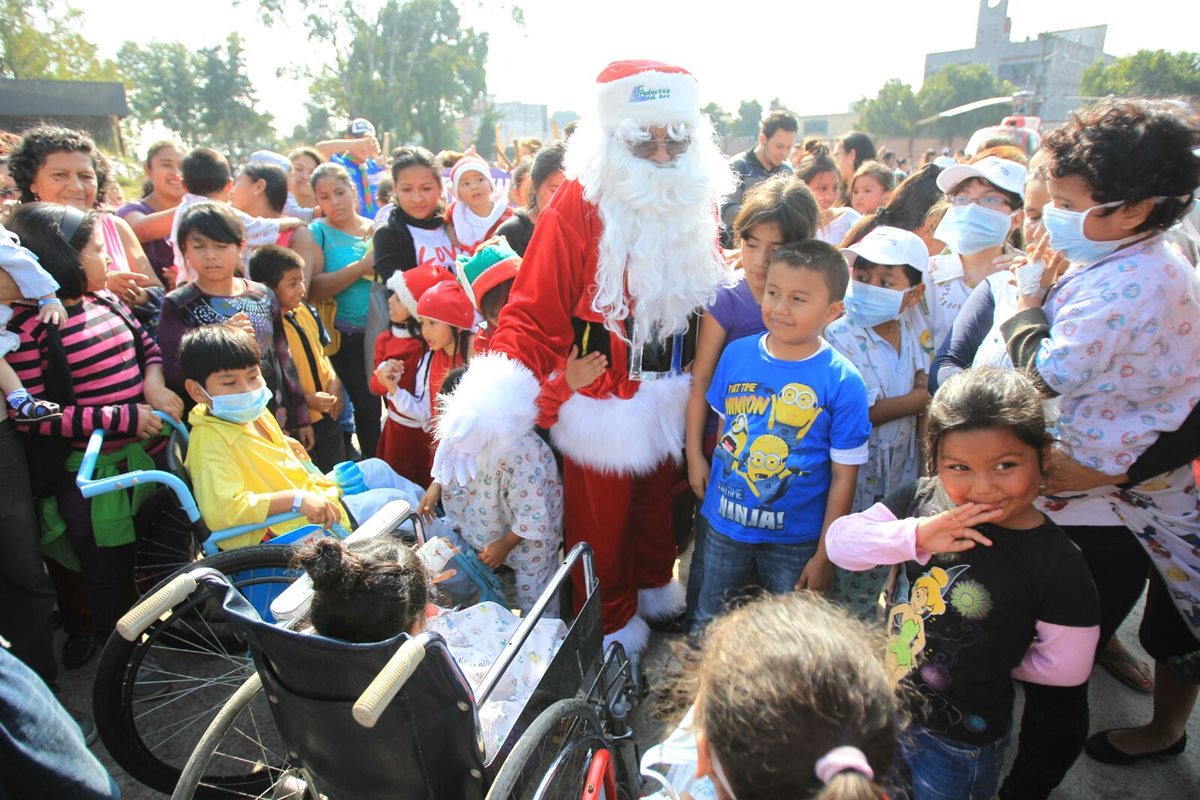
xmin=805 ymin=140 xmax=830 ymax=159
xmin=874 ymin=206 xmax=890 ymax=224
xmin=297 ymin=538 xmax=363 ymax=593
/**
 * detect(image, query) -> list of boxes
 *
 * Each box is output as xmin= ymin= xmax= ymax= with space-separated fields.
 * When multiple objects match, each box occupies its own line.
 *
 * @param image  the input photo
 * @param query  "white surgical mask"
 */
xmin=1041 ymin=200 xmax=1138 ymax=265
xmin=202 ymin=385 xmax=271 ymax=424
xmin=934 ymin=203 xmax=1013 ymax=255
xmin=843 ymin=281 xmax=907 ymax=328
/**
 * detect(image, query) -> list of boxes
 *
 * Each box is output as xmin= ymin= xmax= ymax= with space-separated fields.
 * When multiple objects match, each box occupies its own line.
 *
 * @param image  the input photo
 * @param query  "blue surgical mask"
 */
xmin=203 ymin=385 xmax=272 ymax=424
xmin=844 ymin=280 xmax=907 ymax=328
xmin=1041 ymin=200 xmax=1136 ymax=265
xmin=934 ymin=203 xmax=1013 ymax=255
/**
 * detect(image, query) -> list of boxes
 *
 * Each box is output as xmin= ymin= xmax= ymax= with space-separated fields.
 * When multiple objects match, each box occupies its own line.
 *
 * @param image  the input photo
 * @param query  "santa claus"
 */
xmin=433 ymin=60 xmax=733 ymax=654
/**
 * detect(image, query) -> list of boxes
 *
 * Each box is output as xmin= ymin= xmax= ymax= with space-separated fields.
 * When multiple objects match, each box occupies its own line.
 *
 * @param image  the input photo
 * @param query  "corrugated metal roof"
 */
xmin=0 ymin=79 xmax=128 ymax=118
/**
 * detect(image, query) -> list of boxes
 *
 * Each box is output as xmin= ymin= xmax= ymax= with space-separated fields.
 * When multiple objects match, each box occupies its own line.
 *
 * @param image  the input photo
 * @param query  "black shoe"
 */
xmin=646 ymin=610 xmax=687 ymax=634
xmin=62 ymin=632 xmax=100 ymax=670
xmin=1084 ymin=729 xmax=1187 ymax=765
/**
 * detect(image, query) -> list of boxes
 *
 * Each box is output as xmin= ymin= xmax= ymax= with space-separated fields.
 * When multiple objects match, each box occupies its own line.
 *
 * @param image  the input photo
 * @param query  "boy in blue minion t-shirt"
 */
xmin=694 ymin=240 xmax=870 ymax=632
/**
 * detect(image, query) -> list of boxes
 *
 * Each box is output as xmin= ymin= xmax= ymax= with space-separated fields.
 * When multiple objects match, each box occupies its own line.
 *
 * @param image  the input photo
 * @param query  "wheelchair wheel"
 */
xmin=133 ymin=486 xmax=203 ymax=595
xmin=173 ymin=673 xmax=308 ymax=800
xmin=94 ymin=544 xmax=301 ymax=798
xmin=486 ymin=698 xmax=637 ymax=800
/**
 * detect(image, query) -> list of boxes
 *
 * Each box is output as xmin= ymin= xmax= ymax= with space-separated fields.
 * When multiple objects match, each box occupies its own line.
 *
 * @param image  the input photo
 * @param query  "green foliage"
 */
xmin=858 ymin=79 xmax=921 ymax=139
xmin=118 ymin=35 xmax=276 ymax=161
xmin=702 ymin=102 xmax=732 ymax=137
xmin=1081 ymin=50 xmax=1200 ymax=98
xmin=475 ymin=104 xmax=502 ymax=158
xmin=292 ymin=102 xmax=336 ymax=144
xmin=0 ymin=0 xmax=120 ymax=81
xmin=118 ymin=41 xmax=203 ymax=143
xmin=734 ymin=99 xmax=763 ymax=138
xmin=917 ymin=65 xmax=1015 ymax=144
xmin=265 ymin=0 xmax=488 ymax=151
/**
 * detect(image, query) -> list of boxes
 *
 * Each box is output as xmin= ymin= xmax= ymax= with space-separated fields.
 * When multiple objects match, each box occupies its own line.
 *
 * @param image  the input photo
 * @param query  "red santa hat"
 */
xmin=387 ymin=264 xmax=455 ymax=317
xmin=450 ymin=156 xmax=493 ymax=193
xmin=595 ymin=59 xmax=701 ymax=131
xmin=417 ymin=279 xmax=475 ymax=330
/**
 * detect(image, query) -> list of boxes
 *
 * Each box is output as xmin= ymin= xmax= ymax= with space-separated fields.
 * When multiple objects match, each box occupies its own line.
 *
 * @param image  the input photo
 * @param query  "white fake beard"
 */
xmin=566 ymin=116 xmax=735 ymax=345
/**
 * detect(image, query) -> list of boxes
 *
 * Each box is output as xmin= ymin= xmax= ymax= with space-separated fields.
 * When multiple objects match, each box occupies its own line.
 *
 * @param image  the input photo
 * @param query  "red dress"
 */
xmin=371 ymin=327 xmax=431 ymax=487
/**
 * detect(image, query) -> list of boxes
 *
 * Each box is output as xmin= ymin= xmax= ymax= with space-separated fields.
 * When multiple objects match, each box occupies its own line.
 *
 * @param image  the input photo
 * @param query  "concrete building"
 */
xmin=0 ymin=79 xmax=129 ymax=152
xmin=924 ymin=0 xmax=1113 ymax=124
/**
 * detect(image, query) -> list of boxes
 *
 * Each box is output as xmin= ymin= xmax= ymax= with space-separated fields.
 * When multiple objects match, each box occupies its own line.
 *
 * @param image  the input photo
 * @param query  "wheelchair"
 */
xmin=115 ymin=542 xmax=641 ymax=800
xmin=78 ymin=412 xmax=417 ymax=795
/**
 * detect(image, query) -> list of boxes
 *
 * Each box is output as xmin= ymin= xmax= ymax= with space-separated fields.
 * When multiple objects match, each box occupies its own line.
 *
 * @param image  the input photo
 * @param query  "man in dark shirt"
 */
xmin=719 ymin=110 xmax=798 ymax=241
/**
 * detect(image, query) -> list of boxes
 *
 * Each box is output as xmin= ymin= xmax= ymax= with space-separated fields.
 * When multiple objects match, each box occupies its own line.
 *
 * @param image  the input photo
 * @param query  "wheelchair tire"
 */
xmin=133 ymin=485 xmax=203 ymax=595
xmin=173 ymin=672 xmax=309 ymax=800
xmin=486 ymin=698 xmax=637 ymax=800
xmin=94 ymin=544 xmax=301 ymax=798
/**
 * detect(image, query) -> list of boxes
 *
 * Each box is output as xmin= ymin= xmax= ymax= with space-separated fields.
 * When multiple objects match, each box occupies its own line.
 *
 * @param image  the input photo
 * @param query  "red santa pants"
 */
xmin=561 ymin=455 xmax=682 ymax=634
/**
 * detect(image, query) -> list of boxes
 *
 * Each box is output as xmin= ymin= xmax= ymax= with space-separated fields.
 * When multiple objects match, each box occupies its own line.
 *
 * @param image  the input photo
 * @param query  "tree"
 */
xmin=263 ymin=0 xmax=488 ymax=151
xmin=733 ymin=99 xmax=763 ymax=138
xmin=118 ymin=35 xmax=276 ymax=159
xmin=702 ymin=102 xmax=732 ymax=138
xmin=195 ymin=35 xmax=277 ymax=161
xmin=1081 ymin=49 xmax=1200 ymax=98
xmin=118 ymin=41 xmax=204 ymax=144
xmin=0 ymin=0 xmax=120 ymax=81
xmin=917 ymin=64 xmax=1016 ymax=145
xmin=475 ymin=104 xmax=502 ymax=158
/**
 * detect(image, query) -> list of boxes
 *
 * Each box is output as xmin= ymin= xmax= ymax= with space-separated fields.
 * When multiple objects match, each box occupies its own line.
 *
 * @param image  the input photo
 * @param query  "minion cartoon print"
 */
xmin=735 ymin=434 xmax=796 ymax=504
xmin=711 ymin=413 xmax=749 ymax=478
xmin=768 ymin=383 xmax=824 ymax=466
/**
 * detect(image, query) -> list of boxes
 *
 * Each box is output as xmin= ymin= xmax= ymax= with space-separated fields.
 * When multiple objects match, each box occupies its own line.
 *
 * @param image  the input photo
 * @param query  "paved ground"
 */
xmin=58 ymin=550 xmax=1200 ymax=799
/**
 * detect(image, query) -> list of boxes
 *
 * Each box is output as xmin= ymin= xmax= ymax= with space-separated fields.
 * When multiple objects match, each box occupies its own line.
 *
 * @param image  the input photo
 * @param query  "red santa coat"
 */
xmin=481 ymin=179 xmax=691 ymax=476
xmin=370 ymin=328 xmax=432 ymax=487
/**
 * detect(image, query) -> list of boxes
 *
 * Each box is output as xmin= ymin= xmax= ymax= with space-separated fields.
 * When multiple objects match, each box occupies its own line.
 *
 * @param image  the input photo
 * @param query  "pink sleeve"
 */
xmin=825 ymin=503 xmax=932 ymax=572
xmin=1012 ymin=621 xmax=1100 ymax=687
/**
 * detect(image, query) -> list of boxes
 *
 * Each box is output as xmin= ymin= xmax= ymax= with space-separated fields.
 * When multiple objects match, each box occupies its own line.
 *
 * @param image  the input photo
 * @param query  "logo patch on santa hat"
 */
xmin=630 ymin=85 xmax=671 ymax=103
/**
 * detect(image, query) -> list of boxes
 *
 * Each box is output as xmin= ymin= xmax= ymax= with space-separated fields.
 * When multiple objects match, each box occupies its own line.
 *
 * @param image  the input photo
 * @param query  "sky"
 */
xmin=83 ymin=0 xmax=1197 ymax=142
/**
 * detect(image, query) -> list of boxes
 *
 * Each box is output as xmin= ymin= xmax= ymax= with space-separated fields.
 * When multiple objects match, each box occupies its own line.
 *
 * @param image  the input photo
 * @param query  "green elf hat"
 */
xmin=456 ymin=237 xmax=521 ymax=310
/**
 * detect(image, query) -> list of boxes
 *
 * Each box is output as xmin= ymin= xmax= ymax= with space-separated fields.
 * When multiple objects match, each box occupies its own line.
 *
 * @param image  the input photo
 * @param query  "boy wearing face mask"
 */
xmin=180 ymin=325 xmax=423 ymax=549
xmin=923 ymin=157 xmax=1026 ymax=350
xmin=824 ymin=226 xmax=930 ymax=620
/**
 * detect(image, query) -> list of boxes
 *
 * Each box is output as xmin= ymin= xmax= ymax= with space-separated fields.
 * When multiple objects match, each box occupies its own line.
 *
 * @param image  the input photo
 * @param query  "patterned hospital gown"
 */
xmin=922 ymin=253 xmax=974 ymax=351
xmin=824 ymin=314 xmax=932 ymax=620
xmin=441 ymin=431 xmax=564 ymax=612
xmin=426 ymin=602 xmax=567 ymax=758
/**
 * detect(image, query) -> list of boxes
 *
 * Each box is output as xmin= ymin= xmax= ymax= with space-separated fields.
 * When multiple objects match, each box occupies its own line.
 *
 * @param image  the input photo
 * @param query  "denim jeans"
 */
xmin=901 ymin=725 xmax=1011 ymax=800
xmin=0 ymin=646 xmax=120 ymax=798
xmin=692 ymin=526 xmax=818 ymax=632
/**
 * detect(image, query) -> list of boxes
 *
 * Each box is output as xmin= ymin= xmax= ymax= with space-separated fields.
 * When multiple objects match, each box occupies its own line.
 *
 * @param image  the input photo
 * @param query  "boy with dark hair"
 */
xmin=168 ymin=147 xmax=301 ymax=285
xmin=693 ymin=239 xmax=871 ymax=632
xmin=179 ymin=324 xmax=421 ymax=547
xmin=249 ymin=245 xmax=346 ymax=472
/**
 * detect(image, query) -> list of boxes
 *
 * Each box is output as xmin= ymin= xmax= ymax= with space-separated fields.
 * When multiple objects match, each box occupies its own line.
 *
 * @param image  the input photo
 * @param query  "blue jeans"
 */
xmin=692 ymin=525 xmax=818 ymax=632
xmin=0 ymin=647 xmax=120 ymax=798
xmin=901 ymin=725 xmax=1011 ymax=800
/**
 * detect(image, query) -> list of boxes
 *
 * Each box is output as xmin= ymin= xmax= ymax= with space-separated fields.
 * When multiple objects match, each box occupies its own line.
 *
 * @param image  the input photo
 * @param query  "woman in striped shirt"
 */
xmin=5 ymin=202 xmax=183 ymax=643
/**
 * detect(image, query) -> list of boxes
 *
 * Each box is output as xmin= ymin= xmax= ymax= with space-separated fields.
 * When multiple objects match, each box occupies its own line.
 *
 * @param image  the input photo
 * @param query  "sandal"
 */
xmin=11 ymin=396 xmax=62 ymax=423
xmin=1097 ymin=648 xmax=1154 ymax=694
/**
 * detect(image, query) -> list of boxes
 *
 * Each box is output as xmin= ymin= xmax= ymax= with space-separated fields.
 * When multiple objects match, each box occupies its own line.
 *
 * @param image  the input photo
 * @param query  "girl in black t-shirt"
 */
xmin=827 ymin=367 xmax=1100 ymax=800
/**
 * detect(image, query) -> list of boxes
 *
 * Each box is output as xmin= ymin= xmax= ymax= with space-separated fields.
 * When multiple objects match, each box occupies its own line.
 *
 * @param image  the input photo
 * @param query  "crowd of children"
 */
xmin=0 ymin=91 xmax=1198 ymax=800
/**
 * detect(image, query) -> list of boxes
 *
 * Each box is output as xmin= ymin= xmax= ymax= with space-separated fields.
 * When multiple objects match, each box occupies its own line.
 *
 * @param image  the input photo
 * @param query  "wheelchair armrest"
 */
xmin=475 ymin=542 xmax=595 ymax=706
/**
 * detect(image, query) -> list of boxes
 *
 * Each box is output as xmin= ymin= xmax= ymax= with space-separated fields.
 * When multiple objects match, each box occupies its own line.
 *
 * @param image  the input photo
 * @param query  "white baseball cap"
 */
xmin=349 ymin=117 xmax=377 ymax=138
xmin=937 ymin=155 xmax=1027 ymax=199
xmin=842 ymin=226 xmax=930 ymax=274
xmin=249 ymin=150 xmax=291 ymax=172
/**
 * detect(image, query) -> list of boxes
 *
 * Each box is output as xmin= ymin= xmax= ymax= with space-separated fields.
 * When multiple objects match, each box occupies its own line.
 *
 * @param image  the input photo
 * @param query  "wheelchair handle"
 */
xmin=476 ymin=542 xmax=595 ymax=707
xmin=116 ymin=566 xmax=232 ymax=640
xmin=76 ymin=411 xmax=202 ymax=524
xmin=353 ymin=637 xmax=428 ymax=728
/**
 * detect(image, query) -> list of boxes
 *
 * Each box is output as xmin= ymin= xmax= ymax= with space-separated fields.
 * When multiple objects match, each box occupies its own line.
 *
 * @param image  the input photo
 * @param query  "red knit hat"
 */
xmin=595 ymin=59 xmax=700 ymax=132
xmin=417 ymin=280 xmax=475 ymax=330
xmin=450 ymin=155 xmax=493 ymax=193
xmin=387 ymin=265 xmax=454 ymax=317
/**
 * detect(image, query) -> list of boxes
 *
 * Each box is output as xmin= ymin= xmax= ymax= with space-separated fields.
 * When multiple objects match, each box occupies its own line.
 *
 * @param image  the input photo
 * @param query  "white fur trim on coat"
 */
xmin=386 ymin=271 xmax=418 ymax=317
xmin=602 ymin=614 xmax=650 ymax=657
xmin=638 ymin=580 xmax=686 ymax=622
xmin=434 ymin=353 xmax=540 ymax=475
xmin=597 ymin=71 xmax=700 ymax=132
xmin=550 ymin=374 xmax=690 ymax=476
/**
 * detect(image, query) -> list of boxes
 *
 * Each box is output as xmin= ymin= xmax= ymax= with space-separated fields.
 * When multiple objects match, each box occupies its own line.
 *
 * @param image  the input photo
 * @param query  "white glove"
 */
xmin=431 ymin=413 xmax=488 ymax=486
